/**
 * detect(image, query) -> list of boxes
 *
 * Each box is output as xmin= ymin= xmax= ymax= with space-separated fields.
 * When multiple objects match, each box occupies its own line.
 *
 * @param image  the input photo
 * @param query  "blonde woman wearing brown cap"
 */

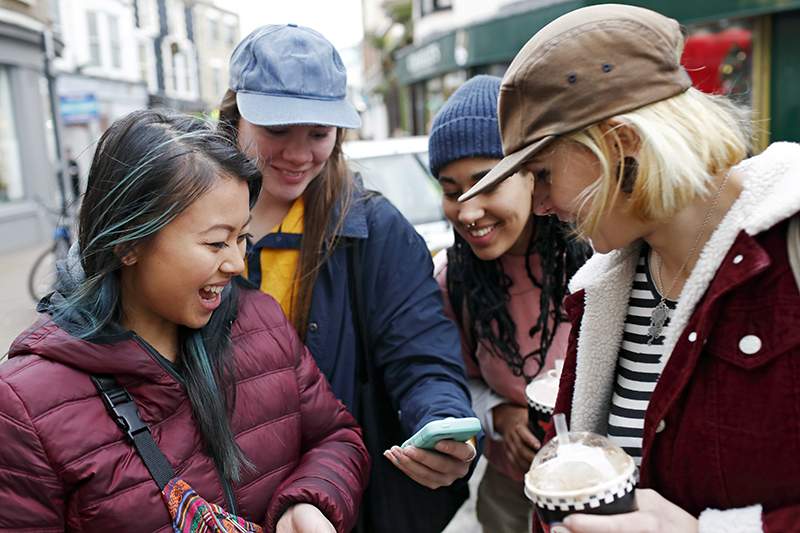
xmin=464 ymin=4 xmax=800 ymax=533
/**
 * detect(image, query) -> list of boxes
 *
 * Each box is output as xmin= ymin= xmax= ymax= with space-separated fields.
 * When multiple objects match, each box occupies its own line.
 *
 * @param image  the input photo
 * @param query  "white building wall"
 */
xmin=161 ymin=0 xmax=200 ymax=103
xmin=413 ymin=0 xmax=513 ymax=43
xmin=52 ymin=0 xmax=150 ymax=186
xmin=54 ymin=0 xmax=143 ymax=83
xmin=193 ymin=0 xmax=239 ymax=111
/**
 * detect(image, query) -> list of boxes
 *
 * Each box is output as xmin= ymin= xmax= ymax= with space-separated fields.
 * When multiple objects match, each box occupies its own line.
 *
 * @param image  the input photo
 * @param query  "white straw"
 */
xmin=553 ymin=412 xmax=569 ymax=445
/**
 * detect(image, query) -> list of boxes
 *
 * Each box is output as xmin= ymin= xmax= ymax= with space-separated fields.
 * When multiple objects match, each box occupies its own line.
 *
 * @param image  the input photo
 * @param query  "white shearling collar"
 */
xmin=565 ymin=142 xmax=800 ymax=434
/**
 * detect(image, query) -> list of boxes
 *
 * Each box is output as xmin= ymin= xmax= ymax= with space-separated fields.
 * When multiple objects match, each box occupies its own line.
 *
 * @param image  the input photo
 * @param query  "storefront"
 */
xmin=395 ymin=0 xmax=800 ymax=151
xmin=0 ymin=15 xmax=61 ymax=253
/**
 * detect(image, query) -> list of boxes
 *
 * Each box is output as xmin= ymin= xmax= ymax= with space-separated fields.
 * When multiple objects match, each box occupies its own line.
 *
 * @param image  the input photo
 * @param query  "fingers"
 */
xmin=560 ymin=490 xmax=698 ymax=533
xmin=434 ymin=438 xmax=477 ymax=462
xmin=383 ymin=444 xmax=471 ymax=489
xmin=517 ymin=423 xmax=542 ymax=451
xmin=276 ymin=503 xmax=336 ymax=533
xmin=563 ymin=511 xmax=658 ymax=533
xmin=503 ymin=422 xmax=539 ymax=473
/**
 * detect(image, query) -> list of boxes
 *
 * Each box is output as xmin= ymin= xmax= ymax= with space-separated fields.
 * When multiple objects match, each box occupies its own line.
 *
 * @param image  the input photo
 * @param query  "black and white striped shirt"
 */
xmin=607 ymin=248 xmax=676 ymax=466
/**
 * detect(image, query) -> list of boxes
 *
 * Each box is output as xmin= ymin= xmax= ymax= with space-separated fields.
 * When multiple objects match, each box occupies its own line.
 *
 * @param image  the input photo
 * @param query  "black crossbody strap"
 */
xmin=346 ymin=240 xmax=372 ymax=417
xmin=91 ymin=374 xmax=175 ymax=489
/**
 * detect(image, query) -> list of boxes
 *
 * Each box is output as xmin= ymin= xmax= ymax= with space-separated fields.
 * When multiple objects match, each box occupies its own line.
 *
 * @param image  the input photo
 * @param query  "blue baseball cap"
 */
xmin=228 ymin=24 xmax=361 ymax=129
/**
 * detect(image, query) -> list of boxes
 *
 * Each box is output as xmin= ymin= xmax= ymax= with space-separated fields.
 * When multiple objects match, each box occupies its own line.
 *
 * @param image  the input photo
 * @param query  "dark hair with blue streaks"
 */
xmin=54 ymin=108 xmax=262 ymax=481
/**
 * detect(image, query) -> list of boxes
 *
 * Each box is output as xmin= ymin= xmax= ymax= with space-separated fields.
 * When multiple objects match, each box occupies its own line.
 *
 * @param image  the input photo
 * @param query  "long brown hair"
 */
xmin=219 ymin=89 xmax=355 ymax=341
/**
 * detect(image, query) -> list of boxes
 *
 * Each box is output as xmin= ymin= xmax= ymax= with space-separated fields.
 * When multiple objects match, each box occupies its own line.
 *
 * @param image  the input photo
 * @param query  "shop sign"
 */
xmin=59 ymin=93 xmax=100 ymax=125
xmin=405 ymin=42 xmax=442 ymax=76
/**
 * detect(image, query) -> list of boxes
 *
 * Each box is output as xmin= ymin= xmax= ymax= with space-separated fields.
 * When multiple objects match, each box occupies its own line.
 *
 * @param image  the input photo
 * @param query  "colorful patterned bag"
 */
xmin=162 ymin=478 xmax=265 ymax=533
xmin=92 ymin=375 xmax=266 ymax=533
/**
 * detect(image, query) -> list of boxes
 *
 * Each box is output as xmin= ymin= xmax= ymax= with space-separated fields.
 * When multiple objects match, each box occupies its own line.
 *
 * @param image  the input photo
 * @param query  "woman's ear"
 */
xmin=115 ymin=243 xmax=138 ymax=266
xmin=601 ymin=117 xmax=641 ymax=159
xmin=602 ymin=117 xmax=641 ymax=194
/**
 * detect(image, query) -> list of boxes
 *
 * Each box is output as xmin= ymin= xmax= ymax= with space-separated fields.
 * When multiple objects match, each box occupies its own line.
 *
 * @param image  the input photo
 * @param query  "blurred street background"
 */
xmin=0 ymin=244 xmax=44 ymax=358
xmin=0 ymin=0 xmax=791 ymax=258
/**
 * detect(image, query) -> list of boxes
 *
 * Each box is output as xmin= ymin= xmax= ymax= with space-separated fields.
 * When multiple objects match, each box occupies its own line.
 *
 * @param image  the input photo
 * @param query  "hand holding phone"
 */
xmin=401 ymin=417 xmax=481 ymax=450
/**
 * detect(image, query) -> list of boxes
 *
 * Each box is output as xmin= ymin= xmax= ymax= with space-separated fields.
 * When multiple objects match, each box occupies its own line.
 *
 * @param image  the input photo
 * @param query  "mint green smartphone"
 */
xmin=401 ymin=417 xmax=481 ymax=450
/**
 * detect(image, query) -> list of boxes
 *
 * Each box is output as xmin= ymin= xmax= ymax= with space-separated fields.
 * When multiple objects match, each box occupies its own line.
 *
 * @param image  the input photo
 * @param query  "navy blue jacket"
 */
xmin=247 ymin=187 xmax=478 ymax=438
xmin=247 ymin=185 xmax=482 ymax=532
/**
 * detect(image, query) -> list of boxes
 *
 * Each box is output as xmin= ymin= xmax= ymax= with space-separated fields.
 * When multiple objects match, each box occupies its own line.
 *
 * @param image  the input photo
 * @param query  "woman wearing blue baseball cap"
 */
xmin=220 ymin=24 xmax=481 ymax=533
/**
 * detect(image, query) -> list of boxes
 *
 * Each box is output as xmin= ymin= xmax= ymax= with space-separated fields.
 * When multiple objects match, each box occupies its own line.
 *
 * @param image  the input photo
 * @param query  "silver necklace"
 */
xmin=647 ymin=168 xmax=732 ymax=345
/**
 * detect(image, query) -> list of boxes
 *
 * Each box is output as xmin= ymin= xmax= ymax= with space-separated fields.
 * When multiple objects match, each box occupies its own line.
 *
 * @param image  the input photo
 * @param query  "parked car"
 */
xmin=343 ymin=136 xmax=454 ymax=254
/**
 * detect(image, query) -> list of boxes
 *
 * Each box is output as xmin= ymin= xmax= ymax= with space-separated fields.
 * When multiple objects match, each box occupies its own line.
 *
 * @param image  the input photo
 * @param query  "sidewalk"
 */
xmin=443 ymin=458 xmax=485 ymax=533
xmin=1 ymin=243 xmax=46 ymax=358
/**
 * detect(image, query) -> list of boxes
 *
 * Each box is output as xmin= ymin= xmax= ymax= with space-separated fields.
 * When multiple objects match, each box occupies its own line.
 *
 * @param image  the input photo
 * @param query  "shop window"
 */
xmin=209 ymin=17 xmax=219 ymax=44
xmin=420 ymin=0 xmax=452 ymax=17
xmin=139 ymin=42 xmax=150 ymax=87
xmin=87 ymin=12 xmax=101 ymax=67
xmin=226 ymin=22 xmax=237 ymax=47
xmin=109 ymin=15 xmax=122 ymax=69
xmin=683 ymin=19 xmax=753 ymax=106
xmin=0 ymin=67 xmax=24 ymax=203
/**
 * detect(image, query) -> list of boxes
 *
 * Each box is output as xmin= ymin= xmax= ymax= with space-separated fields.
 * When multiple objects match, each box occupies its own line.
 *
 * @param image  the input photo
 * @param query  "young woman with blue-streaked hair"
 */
xmin=0 ymin=109 xmax=369 ymax=533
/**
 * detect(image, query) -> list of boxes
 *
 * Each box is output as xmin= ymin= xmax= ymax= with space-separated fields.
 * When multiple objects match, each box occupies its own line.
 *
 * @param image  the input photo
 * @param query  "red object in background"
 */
xmin=682 ymin=28 xmax=752 ymax=95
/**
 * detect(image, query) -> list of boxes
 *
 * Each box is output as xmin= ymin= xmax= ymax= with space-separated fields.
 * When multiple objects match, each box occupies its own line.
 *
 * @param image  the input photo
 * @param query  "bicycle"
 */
xmin=28 ymin=200 xmax=76 ymax=302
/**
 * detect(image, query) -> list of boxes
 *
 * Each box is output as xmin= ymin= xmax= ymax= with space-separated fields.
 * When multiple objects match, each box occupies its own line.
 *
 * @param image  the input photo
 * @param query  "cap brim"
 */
xmin=237 ymin=92 xmax=362 ymax=129
xmin=459 ymin=135 xmax=555 ymax=202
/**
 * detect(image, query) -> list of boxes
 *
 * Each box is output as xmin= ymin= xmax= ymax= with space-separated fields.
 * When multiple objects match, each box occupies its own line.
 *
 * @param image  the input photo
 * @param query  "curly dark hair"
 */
xmin=446 ymin=214 xmax=592 ymax=382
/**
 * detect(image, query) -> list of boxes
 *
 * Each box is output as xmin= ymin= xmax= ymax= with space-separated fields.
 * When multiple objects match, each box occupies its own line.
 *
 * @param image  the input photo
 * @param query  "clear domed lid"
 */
xmin=525 ymin=359 xmax=563 ymax=409
xmin=525 ymin=414 xmax=636 ymax=497
xmin=528 ymin=431 xmax=633 ymax=493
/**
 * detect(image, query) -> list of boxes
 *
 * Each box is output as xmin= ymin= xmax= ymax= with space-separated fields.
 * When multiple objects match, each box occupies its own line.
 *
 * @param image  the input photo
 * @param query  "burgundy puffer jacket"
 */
xmin=0 ymin=288 xmax=370 ymax=532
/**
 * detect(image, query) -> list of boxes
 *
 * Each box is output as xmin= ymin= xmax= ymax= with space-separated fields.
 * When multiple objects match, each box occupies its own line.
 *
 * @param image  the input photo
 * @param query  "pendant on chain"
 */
xmin=648 ymin=300 xmax=669 ymax=346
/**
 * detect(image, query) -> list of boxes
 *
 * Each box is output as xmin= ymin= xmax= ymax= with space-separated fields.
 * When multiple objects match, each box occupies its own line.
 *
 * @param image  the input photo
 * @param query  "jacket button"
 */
xmin=739 ymin=335 xmax=761 ymax=354
xmin=656 ymin=420 xmax=666 ymax=433
xmin=688 ymin=332 xmax=697 ymax=342
xmin=733 ymin=254 xmax=744 ymax=264
xmin=308 ymin=322 xmax=318 ymax=332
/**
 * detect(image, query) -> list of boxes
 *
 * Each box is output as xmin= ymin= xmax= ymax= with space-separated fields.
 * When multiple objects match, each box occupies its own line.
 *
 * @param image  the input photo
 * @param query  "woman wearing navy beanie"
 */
xmin=429 ymin=75 xmax=592 ymax=532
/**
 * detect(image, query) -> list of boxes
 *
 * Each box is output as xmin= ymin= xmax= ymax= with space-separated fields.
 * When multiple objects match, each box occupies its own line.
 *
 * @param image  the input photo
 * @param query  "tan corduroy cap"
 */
xmin=460 ymin=3 xmax=692 ymax=201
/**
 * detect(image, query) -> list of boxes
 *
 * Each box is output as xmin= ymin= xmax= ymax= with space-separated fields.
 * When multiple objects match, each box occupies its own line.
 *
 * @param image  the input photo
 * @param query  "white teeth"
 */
xmin=202 ymin=285 xmax=224 ymax=294
xmin=281 ymin=170 xmax=303 ymax=177
xmin=469 ymin=226 xmax=493 ymax=238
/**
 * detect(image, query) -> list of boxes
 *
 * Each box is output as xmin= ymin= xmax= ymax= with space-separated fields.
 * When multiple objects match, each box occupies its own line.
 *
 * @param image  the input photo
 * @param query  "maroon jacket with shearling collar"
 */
xmin=540 ymin=143 xmax=800 ymax=532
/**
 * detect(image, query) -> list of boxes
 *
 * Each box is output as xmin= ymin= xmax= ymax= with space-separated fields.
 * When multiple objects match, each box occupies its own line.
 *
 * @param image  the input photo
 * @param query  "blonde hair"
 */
xmin=559 ymin=87 xmax=750 ymax=239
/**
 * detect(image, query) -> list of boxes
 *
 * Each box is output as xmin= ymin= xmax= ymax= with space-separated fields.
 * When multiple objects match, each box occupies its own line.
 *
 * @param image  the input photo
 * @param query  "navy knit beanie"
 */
xmin=428 ymin=75 xmax=504 ymax=179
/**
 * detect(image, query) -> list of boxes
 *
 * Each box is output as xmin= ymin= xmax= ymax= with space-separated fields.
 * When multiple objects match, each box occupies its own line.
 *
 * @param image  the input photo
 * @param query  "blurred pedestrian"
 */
xmin=65 ymin=148 xmax=81 ymax=200
xmin=463 ymin=4 xmax=800 ymax=532
xmin=219 ymin=23 xmax=482 ymax=533
xmin=0 ymin=109 xmax=369 ymax=533
xmin=429 ymin=75 xmax=592 ymax=533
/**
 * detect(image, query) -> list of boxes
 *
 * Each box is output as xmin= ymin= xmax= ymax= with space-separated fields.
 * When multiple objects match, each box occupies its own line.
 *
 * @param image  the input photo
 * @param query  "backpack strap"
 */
xmin=788 ymin=214 xmax=800 ymax=289
xmin=346 ymin=240 xmax=371 ymax=401
xmin=91 ymin=374 xmax=175 ymax=489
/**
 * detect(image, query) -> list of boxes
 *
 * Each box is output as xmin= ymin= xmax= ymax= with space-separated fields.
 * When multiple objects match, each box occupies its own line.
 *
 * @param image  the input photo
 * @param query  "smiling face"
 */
xmin=525 ymin=142 xmax=648 ymax=253
xmin=439 ymin=157 xmax=534 ymax=260
xmin=119 ymin=177 xmax=252 ymax=345
xmin=237 ymin=119 xmax=336 ymax=208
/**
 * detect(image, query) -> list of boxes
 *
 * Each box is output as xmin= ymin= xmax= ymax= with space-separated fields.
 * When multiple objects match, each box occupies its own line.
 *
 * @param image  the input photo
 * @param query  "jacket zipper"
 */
xmin=132 ymin=334 xmax=239 ymax=514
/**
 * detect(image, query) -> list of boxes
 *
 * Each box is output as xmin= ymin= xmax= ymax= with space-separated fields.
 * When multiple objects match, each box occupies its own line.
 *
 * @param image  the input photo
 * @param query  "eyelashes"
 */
xmin=207 ymin=233 xmax=253 ymax=249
